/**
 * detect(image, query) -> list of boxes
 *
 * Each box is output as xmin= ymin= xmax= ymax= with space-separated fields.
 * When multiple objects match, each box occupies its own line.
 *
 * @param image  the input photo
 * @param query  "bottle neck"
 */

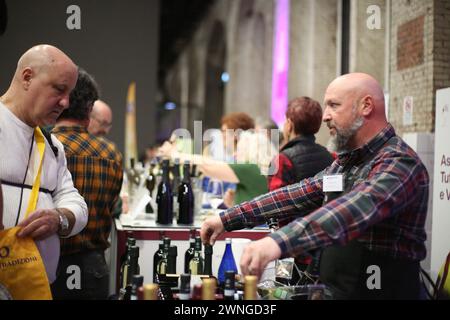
xmin=182 ymin=166 xmax=191 ymax=183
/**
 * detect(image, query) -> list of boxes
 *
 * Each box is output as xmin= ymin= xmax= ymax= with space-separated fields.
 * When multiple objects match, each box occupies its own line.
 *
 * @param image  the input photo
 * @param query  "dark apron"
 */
xmin=317 ymin=171 xmax=421 ymax=300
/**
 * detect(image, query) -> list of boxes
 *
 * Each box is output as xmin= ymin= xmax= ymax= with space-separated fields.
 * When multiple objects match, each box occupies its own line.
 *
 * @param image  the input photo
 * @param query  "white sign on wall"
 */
xmin=431 ymin=88 xmax=450 ymax=279
xmin=403 ymin=96 xmax=414 ymax=126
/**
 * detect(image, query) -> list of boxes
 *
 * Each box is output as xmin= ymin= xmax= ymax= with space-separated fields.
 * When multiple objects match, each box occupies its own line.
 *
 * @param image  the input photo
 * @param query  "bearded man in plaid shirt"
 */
xmin=201 ymin=73 xmax=429 ymax=299
xmin=51 ymin=68 xmax=123 ymax=299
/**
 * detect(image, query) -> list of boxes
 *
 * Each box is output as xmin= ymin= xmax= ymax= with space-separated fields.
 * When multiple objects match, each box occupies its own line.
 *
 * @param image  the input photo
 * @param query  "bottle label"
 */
xmin=224 ymin=289 xmax=235 ymax=297
xmin=178 ymin=293 xmax=190 ymax=300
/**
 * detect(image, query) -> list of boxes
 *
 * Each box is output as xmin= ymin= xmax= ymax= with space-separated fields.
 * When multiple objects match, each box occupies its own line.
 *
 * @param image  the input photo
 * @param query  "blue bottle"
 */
xmin=218 ymin=238 xmax=238 ymax=285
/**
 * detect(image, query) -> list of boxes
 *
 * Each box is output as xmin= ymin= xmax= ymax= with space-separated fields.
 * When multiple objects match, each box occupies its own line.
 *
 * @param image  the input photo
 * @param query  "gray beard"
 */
xmin=327 ymin=116 xmax=364 ymax=153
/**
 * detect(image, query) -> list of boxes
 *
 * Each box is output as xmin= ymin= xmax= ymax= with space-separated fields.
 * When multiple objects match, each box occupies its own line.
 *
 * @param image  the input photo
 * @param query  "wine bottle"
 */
xmin=157 ymin=237 xmax=171 ymax=276
xmin=179 ymin=274 xmax=191 ymax=300
xmin=177 ymin=161 xmax=194 ymax=225
xmin=145 ymin=159 xmax=157 ymax=213
xmin=192 ymin=284 xmax=202 ymax=300
xmin=184 ymin=230 xmax=196 ymax=273
xmin=156 ymin=159 xmax=173 ymax=225
xmin=129 ymin=158 xmax=141 ymax=186
xmin=202 ymin=278 xmax=216 ymax=300
xmin=124 ymin=246 xmax=140 ymax=300
xmin=143 ymin=283 xmax=159 ymax=300
xmin=130 ymin=275 xmax=144 ymax=300
xmin=191 ymin=164 xmax=198 ymax=177
xmin=171 ymin=158 xmax=181 ymax=196
xmin=244 ymin=275 xmax=258 ymax=300
xmin=203 ymin=244 xmax=213 ymax=276
xmin=224 ymin=271 xmax=236 ymax=300
xmin=153 ymin=243 xmax=164 ymax=282
xmin=119 ymin=237 xmax=136 ymax=289
xmin=218 ymin=238 xmax=238 ymax=285
xmin=189 ymin=236 xmax=203 ymax=275
xmin=167 ymin=246 xmax=178 ymax=274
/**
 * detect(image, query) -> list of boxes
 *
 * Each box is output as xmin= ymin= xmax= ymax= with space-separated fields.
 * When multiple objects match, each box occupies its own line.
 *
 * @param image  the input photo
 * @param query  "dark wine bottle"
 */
xmin=124 ymin=246 xmax=140 ymax=300
xmin=171 ymin=158 xmax=181 ymax=196
xmin=130 ymin=275 xmax=144 ymax=300
xmin=179 ymin=274 xmax=191 ymax=300
xmin=145 ymin=159 xmax=157 ymax=213
xmin=119 ymin=237 xmax=135 ymax=288
xmin=184 ymin=230 xmax=196 ymax=273
xmin=153 ymin=243 xmax=164 ymax=282
xmin=203 ymin=244 xmax=213 ymax=276
xmin=189 ymin=236 xmax=203 ymax=275
xmin=156 ymin=159 xmax=173 ymax=225
xmin=191 ymin=164 xmax=198 ymax=177
xmin=177 ymin=161 xmax=194 ymax=225
xmin=156 ymin=237 xmax=171 ymax=276
xmin=224 ymin=271 xmax=236 ymax=300
xmin=218 ymin=238 xmax=238 ymax=285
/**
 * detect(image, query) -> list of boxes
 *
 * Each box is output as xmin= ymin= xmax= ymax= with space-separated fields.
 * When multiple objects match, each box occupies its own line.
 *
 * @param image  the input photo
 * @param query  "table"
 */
xmin=109 ymin=213 xmax=270 ymax=294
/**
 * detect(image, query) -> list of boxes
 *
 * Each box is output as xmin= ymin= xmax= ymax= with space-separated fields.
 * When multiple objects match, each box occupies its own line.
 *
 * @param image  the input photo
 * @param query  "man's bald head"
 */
xmin=1 ymin=44 xmax=78 ymax=127
xmin=326 ymin=72 xmax=386 ymax=120
xmin=15 ymin=44 xmax=77 ymax=81
xmin=88 ymin=100 xmax=113 ymax=136
xmin=323 ymin=73 xmax=388 ymax=152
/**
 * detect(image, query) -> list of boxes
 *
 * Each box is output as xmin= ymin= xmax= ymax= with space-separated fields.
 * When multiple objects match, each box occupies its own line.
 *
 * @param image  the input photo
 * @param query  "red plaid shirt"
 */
xmin=221 ymin=124 xmax=429 ymax=261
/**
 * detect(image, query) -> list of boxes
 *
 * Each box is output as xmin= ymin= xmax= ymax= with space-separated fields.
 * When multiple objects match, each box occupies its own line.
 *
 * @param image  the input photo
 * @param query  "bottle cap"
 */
xmin=143 ymin=284 xmax=159 ymax=300
xmin=244 ymin=275 xmax=258 ymax=300
xmin=127 ymin=237 xmax=136 ymax=246
xmin=202 ymin=278 xmax=217 ymax=300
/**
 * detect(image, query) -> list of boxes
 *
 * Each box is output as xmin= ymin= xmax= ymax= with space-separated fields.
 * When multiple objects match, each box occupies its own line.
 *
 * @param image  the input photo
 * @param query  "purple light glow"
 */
xmin=271 ymin=0 xmax=290 ymax=128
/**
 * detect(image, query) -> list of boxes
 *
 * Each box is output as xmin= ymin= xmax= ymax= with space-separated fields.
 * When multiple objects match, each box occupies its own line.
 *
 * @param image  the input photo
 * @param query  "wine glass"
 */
xmin=206 ymin=179 xmax=224 ymax=211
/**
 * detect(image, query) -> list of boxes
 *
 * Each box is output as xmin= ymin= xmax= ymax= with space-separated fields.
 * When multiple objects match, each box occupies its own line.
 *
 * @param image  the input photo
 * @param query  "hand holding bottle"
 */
xmin=200 ymin=215 xmax=225 ymax=245
xmin=239 ymin=237 xmax=282 ymax=280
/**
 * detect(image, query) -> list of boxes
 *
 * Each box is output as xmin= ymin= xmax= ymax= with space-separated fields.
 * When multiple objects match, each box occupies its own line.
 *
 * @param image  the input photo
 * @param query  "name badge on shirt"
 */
xmin=323 ymin=174 xmax=344 ymax=192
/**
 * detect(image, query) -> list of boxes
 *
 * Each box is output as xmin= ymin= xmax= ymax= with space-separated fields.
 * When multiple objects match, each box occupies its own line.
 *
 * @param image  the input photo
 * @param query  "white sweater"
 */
xmin=0 ymin=102 xmax=88 ymax=283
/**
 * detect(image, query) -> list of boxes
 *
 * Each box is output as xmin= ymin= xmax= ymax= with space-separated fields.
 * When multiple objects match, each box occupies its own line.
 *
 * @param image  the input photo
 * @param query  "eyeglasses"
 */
xmin=90 ymin=115 xmax=112 ymax=129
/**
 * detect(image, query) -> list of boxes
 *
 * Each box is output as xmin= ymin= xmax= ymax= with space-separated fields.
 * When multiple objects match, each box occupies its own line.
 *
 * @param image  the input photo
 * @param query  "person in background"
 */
xmin=269 ymin=96 xmax=334 ymax=191
xmin=159 ymin=112 xmax=278 ymax=207
xmin=139 ymin=142 xmax=161 ymax=166
xmin=88 ymin=99 xmax=113 ymax=136
xmin=201 ymin=73 xmax=429 ymax=299
xmin=255 ymin=117 xmax=283 ymax=148
xmin=0 ymin=44 xmax=88 ymax=285
xmin=52 ymin=68 xmax=123 ymax=299
xmin=267 ymin=96 xmax=335 ymax=280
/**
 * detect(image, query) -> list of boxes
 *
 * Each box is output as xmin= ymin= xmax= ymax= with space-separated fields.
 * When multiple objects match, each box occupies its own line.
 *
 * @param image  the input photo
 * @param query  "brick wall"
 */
xmin=397 ymin=15 xmax=425 ymax=71
xmin=433 ymin=0 xmax=450 ymax=94
xmin=389 ymin=0 xmax=434 ymax=136
xmin=389 ymin=0 xmax=450 ymax=135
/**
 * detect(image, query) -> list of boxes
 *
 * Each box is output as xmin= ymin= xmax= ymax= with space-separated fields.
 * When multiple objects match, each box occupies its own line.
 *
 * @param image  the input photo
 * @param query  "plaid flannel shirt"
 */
xmin=220 ymin=124 xmax=429 ymax=261
xmin=52 ymin=126 xmax=123 ymax=255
